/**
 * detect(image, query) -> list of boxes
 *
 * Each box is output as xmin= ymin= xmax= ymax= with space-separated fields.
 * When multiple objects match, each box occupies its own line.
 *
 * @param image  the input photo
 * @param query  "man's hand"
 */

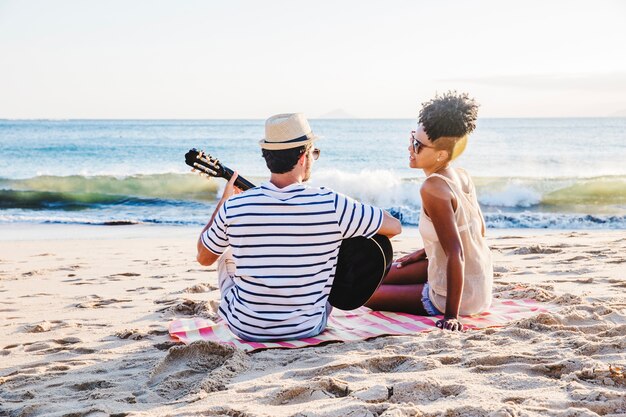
xmin=435 ymin=317 xmax=464 ymax=332
xmin=221 ymin=171 xmax=242 ymax=201
xmin=395 ymin=248 xmax=426 ymax=268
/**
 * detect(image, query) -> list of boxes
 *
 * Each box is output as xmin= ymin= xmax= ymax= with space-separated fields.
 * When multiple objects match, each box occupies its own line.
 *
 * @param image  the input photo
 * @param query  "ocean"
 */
xmin=0 ymin=118 xmax=625 ymax=229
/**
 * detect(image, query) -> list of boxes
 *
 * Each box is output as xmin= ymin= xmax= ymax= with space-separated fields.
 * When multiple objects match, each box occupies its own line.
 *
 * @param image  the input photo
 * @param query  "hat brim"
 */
xmin=259 ymin=135 xmax=318 ymax=150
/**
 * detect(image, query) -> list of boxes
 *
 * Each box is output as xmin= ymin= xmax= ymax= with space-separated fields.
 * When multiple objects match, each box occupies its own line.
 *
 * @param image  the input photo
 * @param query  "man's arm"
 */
xmin=196 ymin=173 xmax=240 ymax=266
xmin=377 ymin=211 xmax=402 ymax=238
xmin=196 ymin=201 xmax=225 ymax=266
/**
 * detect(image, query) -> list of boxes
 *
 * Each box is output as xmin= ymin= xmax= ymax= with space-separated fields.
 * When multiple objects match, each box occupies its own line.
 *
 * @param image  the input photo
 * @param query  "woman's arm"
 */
xmin=421 ymin=178 xmax=465 ymax=331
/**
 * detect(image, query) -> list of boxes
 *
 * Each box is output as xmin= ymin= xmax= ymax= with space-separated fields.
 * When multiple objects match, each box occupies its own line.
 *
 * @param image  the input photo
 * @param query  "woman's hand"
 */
xmin=435 ymin=317 xmax=464 ymax=332
xmin=395 ymin=248 xmax=426 ymax=268
xmin=220 ymin=171 xmax=242 ymax=201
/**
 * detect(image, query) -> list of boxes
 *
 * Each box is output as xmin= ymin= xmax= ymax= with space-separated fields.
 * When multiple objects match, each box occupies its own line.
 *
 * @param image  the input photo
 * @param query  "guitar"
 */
xmin=185 ymin=148 xmax=393 ymax=310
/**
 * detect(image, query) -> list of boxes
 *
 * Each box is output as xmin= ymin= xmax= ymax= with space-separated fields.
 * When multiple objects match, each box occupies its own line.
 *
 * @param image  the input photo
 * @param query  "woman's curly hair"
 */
xmin=419 ymin=91 xmax=479 ymax=141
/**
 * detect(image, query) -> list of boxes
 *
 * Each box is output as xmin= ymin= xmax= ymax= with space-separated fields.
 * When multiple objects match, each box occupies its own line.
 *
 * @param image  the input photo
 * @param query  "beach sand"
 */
xmin=1 ymin=225 xmax=625 ymax=417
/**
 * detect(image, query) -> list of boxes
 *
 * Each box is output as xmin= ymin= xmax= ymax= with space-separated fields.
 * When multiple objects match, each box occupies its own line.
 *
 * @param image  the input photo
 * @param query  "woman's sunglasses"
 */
xmin=410 ymin=131 xmax=434 ymax=154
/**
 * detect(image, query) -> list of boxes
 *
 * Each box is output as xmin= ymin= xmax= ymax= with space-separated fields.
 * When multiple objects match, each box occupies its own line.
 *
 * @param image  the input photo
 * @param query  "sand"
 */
xmin=0 ymin=224 xmax=625 ymax=417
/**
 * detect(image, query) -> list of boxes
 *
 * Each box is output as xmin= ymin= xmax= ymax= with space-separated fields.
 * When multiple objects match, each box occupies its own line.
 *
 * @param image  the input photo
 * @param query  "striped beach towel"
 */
xmin=168 ymin=298 xmax=553 ymax=352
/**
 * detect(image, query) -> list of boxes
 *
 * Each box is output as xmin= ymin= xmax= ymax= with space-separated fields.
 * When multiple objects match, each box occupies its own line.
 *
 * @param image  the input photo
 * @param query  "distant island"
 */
xmin=317 ymin=109 xmax=357 ymax=119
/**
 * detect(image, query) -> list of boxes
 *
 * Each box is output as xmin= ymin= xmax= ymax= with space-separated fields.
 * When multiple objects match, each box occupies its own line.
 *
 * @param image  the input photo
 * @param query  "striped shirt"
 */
xmin=201 ymin=181 xmax=384 ymax=341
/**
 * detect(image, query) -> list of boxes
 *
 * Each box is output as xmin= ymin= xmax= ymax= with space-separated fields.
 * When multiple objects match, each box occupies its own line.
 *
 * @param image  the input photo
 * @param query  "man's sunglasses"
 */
xmin=311 ymin=148 xmax=321 ymax=160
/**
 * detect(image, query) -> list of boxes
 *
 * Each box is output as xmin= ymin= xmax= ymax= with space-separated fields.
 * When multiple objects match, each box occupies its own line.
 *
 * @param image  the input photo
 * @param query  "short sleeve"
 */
xmin=334 ymin=192 xmax=383 ymax=239
xmin=200 ymin=203 xmax=229 ymax=255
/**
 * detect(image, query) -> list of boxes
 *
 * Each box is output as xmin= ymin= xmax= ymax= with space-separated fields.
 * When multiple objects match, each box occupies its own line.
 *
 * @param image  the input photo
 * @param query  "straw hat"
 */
xmin=259 ymin=113 xmax=318 ymax=150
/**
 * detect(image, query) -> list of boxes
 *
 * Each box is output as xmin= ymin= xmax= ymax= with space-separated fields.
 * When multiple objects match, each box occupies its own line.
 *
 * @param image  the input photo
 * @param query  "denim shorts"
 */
xmin=421 ymin=283 xmax=443 ymax=316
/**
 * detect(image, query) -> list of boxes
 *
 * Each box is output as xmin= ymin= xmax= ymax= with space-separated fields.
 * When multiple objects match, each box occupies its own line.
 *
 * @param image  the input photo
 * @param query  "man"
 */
xmin=196 ymin=113 xmax=401 ymax=341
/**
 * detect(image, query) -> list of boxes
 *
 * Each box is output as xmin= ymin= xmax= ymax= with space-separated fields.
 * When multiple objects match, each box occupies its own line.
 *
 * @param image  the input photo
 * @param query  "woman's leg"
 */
xmin=364 ymin=258 xmax=430 ymax=314
xmin=365 ymin=283 xmax=429 ymax=315
xmin=381 ymin=258 xmax=428 ymax=285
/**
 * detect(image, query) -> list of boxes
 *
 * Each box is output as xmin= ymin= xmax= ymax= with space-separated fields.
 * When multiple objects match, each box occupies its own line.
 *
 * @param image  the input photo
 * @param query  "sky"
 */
xmin=1 ymin=0 xmax=625 ymax=119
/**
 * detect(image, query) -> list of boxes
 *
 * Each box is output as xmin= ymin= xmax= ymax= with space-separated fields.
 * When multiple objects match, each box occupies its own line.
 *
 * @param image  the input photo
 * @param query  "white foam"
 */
xmin=310 ymin=168 xmax=419 ymax=208
xmin=478 ymin=183 xmax=542 ymax=208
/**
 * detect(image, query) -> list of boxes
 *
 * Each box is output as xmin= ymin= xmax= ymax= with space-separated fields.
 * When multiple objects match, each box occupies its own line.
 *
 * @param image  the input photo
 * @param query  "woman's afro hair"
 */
xmin=419 ymin=91 xmax=479 ymax=141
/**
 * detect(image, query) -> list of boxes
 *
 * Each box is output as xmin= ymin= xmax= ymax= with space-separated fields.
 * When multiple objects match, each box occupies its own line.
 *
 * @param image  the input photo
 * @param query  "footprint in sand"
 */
xmin=23 ymin=321 xmax=52 ymax=333
xmin=70 ymin=380 xmax=115 ymax=391
xmin=511 ymin=245 xmax=562 ymax=255
xmin=283 ymin=362 xmax=353 ymax=378
xmin=148 ymin=341 xmax=247 ymax=400
xmin=437 ymin=355 xmax=463 ymax=365
xmin=21 ymin=270 xmax=44 ymax=277
xmin=389 ymin=379 xmax=465 ymax=404
xmin=56 ymin=265 xmax=81 ymax=272
xmin=75 ymin=296 xmax=132 ymax=308
xmin=362 ymin=355 xmax=439 ymax=373
xmin=465 ymin=353 xmax=554 ymax=371
xmin=529 ymin=359 xmax=593 ymax=379
xmin=158 ymin=299 xmax=213 ymax=318
xmin=24 ymin=342 xmax=50 ymax=352
xmin=268 ymin=377 xmax=349 ymax=405
xmin=351 ymin=384 xmax=392 ymax=403
xmin=153 ymin=341 xmax=179 ymax=351
xmin=183 ymin=283 xmax=218 ymax=293
xmin=607 ymin=258 xmax=626 ymax=264
xmin=23 ymin=337 xmax=86 ymax=355
xmin=115 ymin=329 xmax=147 ymax=340
xmin=492 ymin=284 xmax=556 ymax=302
xmin=285 ymin=355 xmax=438 ymax=380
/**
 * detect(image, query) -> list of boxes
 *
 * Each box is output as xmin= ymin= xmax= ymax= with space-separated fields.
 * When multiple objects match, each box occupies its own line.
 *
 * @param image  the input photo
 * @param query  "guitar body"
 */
xmin=328 ymin=234 xmax=393 ymax=310
xmin=185 ymin=148 xmax=393 ymax=310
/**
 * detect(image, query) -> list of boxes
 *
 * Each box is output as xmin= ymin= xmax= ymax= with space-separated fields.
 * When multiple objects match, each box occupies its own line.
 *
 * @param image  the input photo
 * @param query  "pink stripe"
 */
xmin=330 ymin=322 xmax=379 ymax=338
xmin=241 ymin=341 xmax=267 ymax=349
xmin=375 ymin=311 xmax=437 ymax=327
xmin=275 ymin=341 xmax=298 ymax=348
xmin=365 ymin=313 xmax=423 ymax=332
xmin=298 ymin=337 xmax=324 ymax=344
xmin=328 ymin=320 xmax=378 ymax=338
xmin=344 ymin=321 xmax=385 ymax=337
xmin=199 ymin=326 xmax=216 ymax=339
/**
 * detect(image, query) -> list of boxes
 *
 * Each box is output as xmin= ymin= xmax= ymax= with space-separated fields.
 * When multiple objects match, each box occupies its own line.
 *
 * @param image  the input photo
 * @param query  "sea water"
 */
xmin=0 ymin=118 xmax=624 ymax=229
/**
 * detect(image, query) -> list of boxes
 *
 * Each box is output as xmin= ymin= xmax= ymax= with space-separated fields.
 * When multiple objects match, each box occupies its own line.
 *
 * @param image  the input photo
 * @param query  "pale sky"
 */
xmin=1 ymin=0 xmax=625 ymax=119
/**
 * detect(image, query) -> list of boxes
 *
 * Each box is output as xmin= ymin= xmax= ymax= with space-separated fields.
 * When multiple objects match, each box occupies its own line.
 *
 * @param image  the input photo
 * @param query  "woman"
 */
xmin=365 ymin=91 xmax=493 ymax=331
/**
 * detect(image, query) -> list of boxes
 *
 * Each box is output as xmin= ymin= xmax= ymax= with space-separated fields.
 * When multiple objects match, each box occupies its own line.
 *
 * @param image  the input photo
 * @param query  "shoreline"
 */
xmin=0 ymin=222 xmax=617 ymax=242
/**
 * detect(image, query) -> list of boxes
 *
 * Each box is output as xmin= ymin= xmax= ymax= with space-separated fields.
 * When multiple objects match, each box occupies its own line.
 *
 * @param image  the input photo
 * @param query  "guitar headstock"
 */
xmin=184 ymin=148 xmax=225 ymax=179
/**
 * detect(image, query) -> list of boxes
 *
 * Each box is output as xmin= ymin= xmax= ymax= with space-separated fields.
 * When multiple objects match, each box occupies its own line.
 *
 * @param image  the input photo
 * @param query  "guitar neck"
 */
xmin=220 ymin=165 xmax=256 ymax=191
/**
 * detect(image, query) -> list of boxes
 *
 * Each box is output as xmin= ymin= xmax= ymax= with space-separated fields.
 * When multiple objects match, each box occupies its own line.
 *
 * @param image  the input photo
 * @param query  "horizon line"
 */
xmin=2 ymin=116 xmax=626 ymax=121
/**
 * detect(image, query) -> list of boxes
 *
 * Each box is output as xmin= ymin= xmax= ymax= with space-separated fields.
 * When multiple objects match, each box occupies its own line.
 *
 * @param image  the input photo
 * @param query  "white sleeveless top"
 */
xmin=418 ymin=169 xmax=493 ymax=315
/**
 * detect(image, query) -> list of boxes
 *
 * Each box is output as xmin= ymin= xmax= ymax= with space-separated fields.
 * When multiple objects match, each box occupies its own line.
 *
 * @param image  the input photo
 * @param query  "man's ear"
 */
xmin=298 ymin=152 xmax=307 ymax=165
